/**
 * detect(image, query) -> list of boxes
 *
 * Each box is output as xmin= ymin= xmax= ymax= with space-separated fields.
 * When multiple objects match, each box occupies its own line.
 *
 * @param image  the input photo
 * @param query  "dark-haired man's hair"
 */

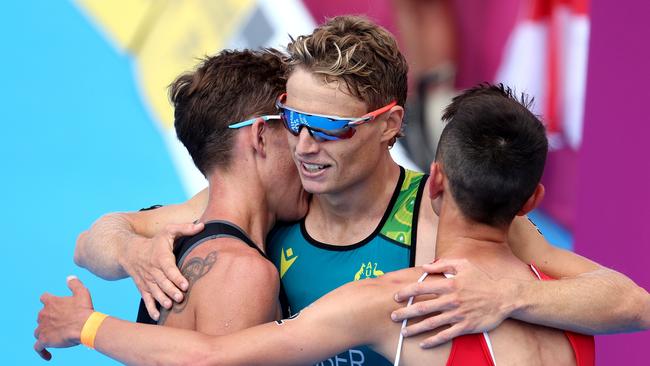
xmin=436 ymin=83 xmax=548 ymax=227
xmin=171 ymin=48 xmax=287 ymax=176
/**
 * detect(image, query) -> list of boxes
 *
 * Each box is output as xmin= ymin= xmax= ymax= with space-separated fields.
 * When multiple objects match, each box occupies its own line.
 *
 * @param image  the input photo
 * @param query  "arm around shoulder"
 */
xmin=508 ymin=215 xmax=650 ymax=333
xmin=73 ymin=188 xmax=208 ymax=279
xmin=74 ymin=212 xmax=144 ymax=280
xmin=202 ymin=275 xmax=396 ymax=366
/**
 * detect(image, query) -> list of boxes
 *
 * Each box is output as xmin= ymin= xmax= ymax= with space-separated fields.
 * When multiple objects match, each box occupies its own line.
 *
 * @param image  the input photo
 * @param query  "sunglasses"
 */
xmin=227 ymin=115 xmax=282 ymax=129
xmin=275 ymin=93 xmax=397 ymax=142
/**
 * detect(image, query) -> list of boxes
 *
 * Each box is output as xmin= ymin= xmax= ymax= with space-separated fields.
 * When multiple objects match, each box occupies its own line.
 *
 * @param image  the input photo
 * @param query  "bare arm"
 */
xmin=74 ymin=188 xmax=208 ymax=319
xmin=74 ymin=188 xmax=208 ymax=278
xmin=35 ymin=276 xmax=385 ymax=366
xmin=506 ymin=217 xmax=650 ymax=333
xmin=393 ymin=215 xmax=650 ymax=347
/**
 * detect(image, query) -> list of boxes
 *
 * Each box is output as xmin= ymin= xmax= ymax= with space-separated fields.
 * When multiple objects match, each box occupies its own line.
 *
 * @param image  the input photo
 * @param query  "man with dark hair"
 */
xmin=73 ymin=15 xmax=649 ymax=366
xmin=35 ymin=84 xmax=595 ymax=365
xmin=435 ymin=84 xmax=548 ymax=228
xmin=117 ymin=48 xmax=308 ymax=334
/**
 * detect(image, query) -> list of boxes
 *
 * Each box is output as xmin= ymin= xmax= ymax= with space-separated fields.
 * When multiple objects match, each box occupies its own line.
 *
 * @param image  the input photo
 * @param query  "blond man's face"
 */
xmin=284 ymin=68 xmax=387 ymax=195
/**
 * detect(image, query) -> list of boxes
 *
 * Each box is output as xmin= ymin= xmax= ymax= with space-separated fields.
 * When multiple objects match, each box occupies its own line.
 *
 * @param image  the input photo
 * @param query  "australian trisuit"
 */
xmin=268 ymin=166 xmax=428 ymax=366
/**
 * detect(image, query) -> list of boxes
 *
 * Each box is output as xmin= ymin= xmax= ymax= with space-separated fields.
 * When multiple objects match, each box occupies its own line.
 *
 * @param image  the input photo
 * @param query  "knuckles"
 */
xmin=414 ymin=282 xmax=428 ymax=294
xmin=447 ymin=293 xmax=462 ymax=308
xmin=425 ymin=316 xmax=441 ymax=329
xmin=37 ymin=311 xmax=45 ymax=324
xmin=414 ymin=302 xmax=430 ymax=315
xmin=445 ymin=279 xmax=458 ymax=292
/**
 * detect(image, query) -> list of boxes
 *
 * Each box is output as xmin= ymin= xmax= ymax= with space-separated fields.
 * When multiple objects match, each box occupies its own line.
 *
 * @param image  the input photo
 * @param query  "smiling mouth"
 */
xmin=301 ymin=162 xmax=330 ymax=173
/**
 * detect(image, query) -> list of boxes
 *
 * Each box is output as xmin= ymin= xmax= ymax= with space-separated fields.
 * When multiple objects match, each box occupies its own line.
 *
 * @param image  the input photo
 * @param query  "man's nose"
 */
xmin=295 ymin=127 xmax=320 ymax=155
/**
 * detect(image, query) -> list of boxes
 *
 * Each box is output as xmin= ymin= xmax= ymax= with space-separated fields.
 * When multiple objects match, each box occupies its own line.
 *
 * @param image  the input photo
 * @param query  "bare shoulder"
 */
xmin=180 ymin=238 xmax=278 ymax=289
xmin=160 ymin=237 xmax=279 ymax=330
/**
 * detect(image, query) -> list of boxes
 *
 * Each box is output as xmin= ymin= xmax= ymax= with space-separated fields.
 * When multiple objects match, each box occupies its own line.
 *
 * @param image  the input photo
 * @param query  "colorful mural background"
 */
xmin=4 ymin=1 xmax=313 ymax=364
xmin=5 ymin=1 xmax=647 ymax=365
xmin=4 ymin=2 xmax=183 ymax=365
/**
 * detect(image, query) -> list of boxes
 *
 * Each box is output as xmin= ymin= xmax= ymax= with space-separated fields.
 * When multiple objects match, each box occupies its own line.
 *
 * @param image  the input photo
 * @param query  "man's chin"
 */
xmin=301 ymin=183 xmax=329 ymax=196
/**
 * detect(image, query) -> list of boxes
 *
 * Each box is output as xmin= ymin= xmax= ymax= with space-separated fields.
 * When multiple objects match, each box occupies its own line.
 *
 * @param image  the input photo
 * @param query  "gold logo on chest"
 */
xmin=354 ymin=261 xmax=385 ymax=280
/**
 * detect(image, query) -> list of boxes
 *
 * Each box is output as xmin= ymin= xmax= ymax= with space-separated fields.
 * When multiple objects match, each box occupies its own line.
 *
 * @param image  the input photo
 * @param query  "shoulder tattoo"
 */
xmin=158 ymin=251 xmax=218 ymax=325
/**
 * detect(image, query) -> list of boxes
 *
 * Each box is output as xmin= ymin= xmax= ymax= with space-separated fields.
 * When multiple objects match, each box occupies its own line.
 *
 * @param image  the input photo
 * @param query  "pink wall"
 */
xmin=575 ymin=0 xmax=650 ymax=363
xmin=301 ymin=0 xmax=397 ymax=34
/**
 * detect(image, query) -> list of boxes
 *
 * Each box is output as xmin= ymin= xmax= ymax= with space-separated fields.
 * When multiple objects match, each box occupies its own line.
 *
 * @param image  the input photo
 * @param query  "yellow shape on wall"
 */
xmin=77 ymin=0 xmax=256 ymax=128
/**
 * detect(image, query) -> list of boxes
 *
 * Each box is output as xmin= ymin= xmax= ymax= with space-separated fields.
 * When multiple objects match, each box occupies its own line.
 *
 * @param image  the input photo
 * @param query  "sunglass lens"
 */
xmin=280 ymin=111 xmax=300 ymax=136
xmin=280 ymin=108 xmax=357 ymax=141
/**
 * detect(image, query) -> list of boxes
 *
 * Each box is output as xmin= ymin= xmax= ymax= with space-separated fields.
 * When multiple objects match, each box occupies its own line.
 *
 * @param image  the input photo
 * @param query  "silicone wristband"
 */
xmin=80 ymin=312 xmax=109 ymax=349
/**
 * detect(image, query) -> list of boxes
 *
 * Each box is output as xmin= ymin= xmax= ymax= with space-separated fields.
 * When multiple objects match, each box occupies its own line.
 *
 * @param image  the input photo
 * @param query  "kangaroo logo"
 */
xmin=354 ymin=261 xmax=385 ymax=281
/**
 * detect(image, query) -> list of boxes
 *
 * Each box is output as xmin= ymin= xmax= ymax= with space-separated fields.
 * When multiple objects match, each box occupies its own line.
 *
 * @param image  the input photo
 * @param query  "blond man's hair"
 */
xmin=286 ymin=15 xmax=408 ymax=113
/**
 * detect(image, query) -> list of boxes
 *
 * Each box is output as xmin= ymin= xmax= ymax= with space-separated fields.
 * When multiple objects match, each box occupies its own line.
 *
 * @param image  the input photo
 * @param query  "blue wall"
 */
xmin=2 ymin=2 xmax=185 ymax=364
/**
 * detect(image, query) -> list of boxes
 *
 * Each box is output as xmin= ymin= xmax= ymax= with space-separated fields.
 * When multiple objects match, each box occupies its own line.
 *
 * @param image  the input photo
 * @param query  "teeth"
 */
xmin=303 ymin=163 xmax=326 ymax=172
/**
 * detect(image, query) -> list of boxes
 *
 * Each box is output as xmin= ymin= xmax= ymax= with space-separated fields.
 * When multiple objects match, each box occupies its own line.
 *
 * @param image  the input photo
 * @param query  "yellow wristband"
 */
xmin=80 ymin=312 xmax=109 ymax=349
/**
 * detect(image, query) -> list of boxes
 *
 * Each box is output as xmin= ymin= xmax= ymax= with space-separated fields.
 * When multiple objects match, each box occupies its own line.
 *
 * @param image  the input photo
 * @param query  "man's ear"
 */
xmin=428 ymin=162 xmax=445 ymax=200
xmin=517 ymin=183 xmax=545 ymax=216
xmin=380 ymin=106 xmax=404 ymax=143
xmin=250 ymin=118 xmax=268 ymax=158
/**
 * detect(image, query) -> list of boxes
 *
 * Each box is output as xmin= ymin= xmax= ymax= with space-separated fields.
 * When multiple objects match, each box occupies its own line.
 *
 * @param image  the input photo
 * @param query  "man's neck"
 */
xmin=310 ymin=154 xmax=401 ymax=224
xmin=198 ymin=170 xmax=272 ymax=253
xmin=434 ymin=199 xmax=511 ymax=261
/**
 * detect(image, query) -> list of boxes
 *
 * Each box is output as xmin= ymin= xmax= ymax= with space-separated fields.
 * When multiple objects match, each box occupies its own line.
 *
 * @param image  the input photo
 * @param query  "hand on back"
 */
xmin=122 ymin=222 xmax=204 ymax=320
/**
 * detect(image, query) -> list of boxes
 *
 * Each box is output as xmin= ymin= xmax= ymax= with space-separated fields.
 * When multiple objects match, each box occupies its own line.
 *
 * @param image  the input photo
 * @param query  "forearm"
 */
xmin=96 ymin=317 xmax=338 ymax=366
xmin=95 ymin=317 xmax=215 ymax=366
xmin=74 ymin=213 xmax=145 ymax=280
xmin=510 ymin=267 xmax=650 ymax=334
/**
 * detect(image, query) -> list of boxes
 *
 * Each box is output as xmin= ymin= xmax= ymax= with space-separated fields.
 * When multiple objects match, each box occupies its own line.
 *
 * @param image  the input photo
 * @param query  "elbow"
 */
xmin=74 ymin=230 xmax=89 ymax=268
xmin=627 ymin=285 xmax=650 ymax=331
xmin=182 ymin=339 xmax=222 ymax=366
xmin=608 ymin=283 xmax=650 ymax=333
xmin=588 ymin=268 xmax=650 ymax=333
xmin=177 ymin=353 xmax=203 ymax=366
xmin=160 ymin=347 xmax=211 ymax=366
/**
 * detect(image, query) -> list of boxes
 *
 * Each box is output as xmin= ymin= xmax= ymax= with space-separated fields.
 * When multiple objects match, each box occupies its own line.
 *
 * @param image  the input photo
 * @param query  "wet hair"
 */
xmin=171 ymin=48 xmax=287 ymax=176
xmin=436 ymin=83 xmax=548 ymax=227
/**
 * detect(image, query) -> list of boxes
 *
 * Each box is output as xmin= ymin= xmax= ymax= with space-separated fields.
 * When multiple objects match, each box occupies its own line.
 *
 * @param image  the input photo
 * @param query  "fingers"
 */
xmin=163 ymin=223 xmax=199 ymax=292
xmin=401 ymin=311 xmax=461 ymax=338
xmin=66 ymin=276 xmax=88 ymax=297
xmin=419 ymin=323 xmax=466 ymax=349
xmin=67 ymin=275 xmax=95 ymax=309
xmin=166 ymin=222 xmax=204 ymax=239
xmin=141 ymin=292 xmax=160 ymax=321
xmin=394 ymin=277 xmax=455 ymax=302
xmin=133 ymin=275 xmax=165 ymax=317
xmin=161 ymin=261 xmax=189 ymax=293
xmin=39 ymin=292 xmax=52 ymax=305
xmin=34 ymin=340 xmax=52 ymax=361
xmin=421 ymin=258 xmax=468 ymax=275
xmin=153 ymin=269 xmax=184 ymax=303
xmin=146 ymin=280 xmax=172 ymax=309
xmin=391 ymin=295 xmax=460 ymax=321
xmin=66 ymin=275 xmax=82 ymax=290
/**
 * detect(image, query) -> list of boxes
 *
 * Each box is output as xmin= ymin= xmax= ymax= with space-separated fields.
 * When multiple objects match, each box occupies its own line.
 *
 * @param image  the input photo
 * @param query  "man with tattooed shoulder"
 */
xmin=128 ymin=48 xmax=308 ymax=334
